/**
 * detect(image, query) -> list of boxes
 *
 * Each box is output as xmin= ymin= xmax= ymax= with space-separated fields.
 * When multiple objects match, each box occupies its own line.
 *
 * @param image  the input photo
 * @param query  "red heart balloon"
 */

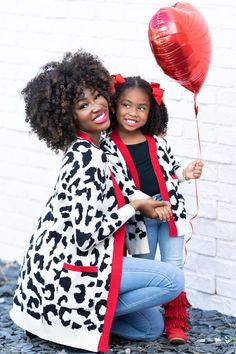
xmin=148 ymin=2 xmax=212 ymax=94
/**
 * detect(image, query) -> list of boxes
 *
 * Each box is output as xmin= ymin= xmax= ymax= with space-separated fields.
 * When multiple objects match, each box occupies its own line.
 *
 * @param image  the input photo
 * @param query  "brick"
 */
xmin=185 ymin=196 xmax=217 ymax=219
xmin=187 ymin=235 xmax=216 ymax=256
xmin=165 ymin=137 xmax=200 ymax=159
xmin=196 ymin=255 xmax=236 ymax=279
xmin=4 ymin=179 xmax=52 ymax=203
xmin=217 ymin=106 xmax=234 ymax=126
xmin=165 ymin=101 xmax=194 ymax=120
xmin=187 ymin=290 xmax=236 ymax=317
xmin=217 ymin=89 xmax=236 ymax=107
xmin=200 ymin=163 xmax=218 ymax=182
xmin=198 ymin=181 xmax=236 ymax=204
xmin=218 ymin=202 xmax=236 ymax=223
xmin=0 ymin=196 xmax=45 ymax=221
xmin=206 ymin=66 xmax=236 ymax=88
xmin=217 ymin=127 xmax=236 ymax=146
xmin=217 ymin=240 xmax=236 ymax=260
xmin=0 ymin=225 xmax=30 ymax=249
xmin=0 ymin=242 xmax=25 ymax=263
xmin=165 ymin=118 xmax=183 ymax=137
xmin=183 ymin=122 xmax=217 ymax=143
xmin=216 ymin=278 xmax=236 ymax=298
xmin=194 ymin=218 xmax=217 ymax=237
xmin=216 ymin=221 xmax=235 ymax=241
xmin=160 ymin=81 xmax=182 ymax=100
xmin=195 ymin=218 xmax=235 ymax=241
xmin=124 ymin=3 xmax=157 ymax=24
xmin=0 ymin=160 xmax=59 ymax=188
xmin=218 ymin=165 xmax=236 ymax=184
xmin=185 ymin=270 xmax=215 ymax=294
xmin=184 ymin=251 xmax=198 ymax=272
xmin=201 ymin=142 xmax=233 ymax=163
xmin=94 ymin=3 xmax=124 ymax=21
xmin=203 ymin=5 xmax=236 ymax=29
xmin=196 ymin=86 xmax=218 ymax=105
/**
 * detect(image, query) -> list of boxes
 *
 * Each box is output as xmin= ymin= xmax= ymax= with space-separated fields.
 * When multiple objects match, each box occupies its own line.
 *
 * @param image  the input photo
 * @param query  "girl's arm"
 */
xmin=164 ymin=138 xmax=186 ymax=182
xmin=164 ymin=139 xmax=204 ymax=181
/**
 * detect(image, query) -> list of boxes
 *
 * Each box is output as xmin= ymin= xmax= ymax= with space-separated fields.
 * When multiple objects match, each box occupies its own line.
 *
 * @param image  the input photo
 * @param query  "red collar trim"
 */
xmin=110 ymin=128 xmax=140 ymax=189
xmin=75 ymin=130 xmax=95 ymax=144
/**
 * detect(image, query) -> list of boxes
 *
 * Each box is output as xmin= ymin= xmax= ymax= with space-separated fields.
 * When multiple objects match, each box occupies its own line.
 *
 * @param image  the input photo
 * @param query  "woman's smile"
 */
xmin=93 ymin=112 xmax=109 ymax=124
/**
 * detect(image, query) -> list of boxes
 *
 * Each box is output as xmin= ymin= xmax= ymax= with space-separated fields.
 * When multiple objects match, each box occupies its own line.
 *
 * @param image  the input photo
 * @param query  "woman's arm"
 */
xmin=61 ymin=145 xmax=133 ymax=252
xmin=63 ymin=143 xmax=170 ymax=252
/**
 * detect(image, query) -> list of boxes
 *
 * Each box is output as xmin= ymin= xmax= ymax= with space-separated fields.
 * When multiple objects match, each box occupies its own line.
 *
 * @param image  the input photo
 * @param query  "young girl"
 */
xmin=101 ymin=75 xmax=204 ymax=345
xmin=10 ymin=52 xmax=184 ymax=354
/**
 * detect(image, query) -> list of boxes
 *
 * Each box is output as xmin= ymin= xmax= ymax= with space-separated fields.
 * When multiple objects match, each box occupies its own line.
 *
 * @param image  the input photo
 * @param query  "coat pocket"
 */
xmin=56 ymin=262 xmax=98 ymax=309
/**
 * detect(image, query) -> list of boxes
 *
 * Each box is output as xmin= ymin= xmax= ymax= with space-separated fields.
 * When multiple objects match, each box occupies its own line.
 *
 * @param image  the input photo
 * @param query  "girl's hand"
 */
xmin=183 ymin=160 xmax=204 ymax=180
xmin=130 ymin=199 xmax=171 ymax=220
xmin=154 ymin=205 xmax=172 ymax=222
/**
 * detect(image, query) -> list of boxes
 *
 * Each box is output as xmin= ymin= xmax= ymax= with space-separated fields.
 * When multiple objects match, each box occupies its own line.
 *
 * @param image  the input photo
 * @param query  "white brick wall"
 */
xmin=0 ymin=0 xmax=235 ymax=316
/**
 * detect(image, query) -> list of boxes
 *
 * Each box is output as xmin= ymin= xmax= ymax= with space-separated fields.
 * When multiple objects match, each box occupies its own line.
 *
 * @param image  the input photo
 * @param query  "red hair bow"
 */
xmin=111 ymin=74 xmax=125 ymax=85
xmin=150 ymin=82 xmax=164 ymax=105
xmin=111 ymin=74 xmax=125 ymax=92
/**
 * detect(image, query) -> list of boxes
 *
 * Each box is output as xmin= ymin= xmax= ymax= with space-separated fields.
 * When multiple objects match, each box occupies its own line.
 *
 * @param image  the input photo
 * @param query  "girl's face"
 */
xmin=116 ymin=87 xmax=150 ymax=133
xmin=74 ymin=88 xmax=110 ymax=139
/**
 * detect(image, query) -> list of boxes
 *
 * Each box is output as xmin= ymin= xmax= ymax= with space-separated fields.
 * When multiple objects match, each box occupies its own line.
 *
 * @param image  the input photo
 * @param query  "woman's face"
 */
xmin=116 ymin=87 xmax=150 ymax=133
xmin=74 ymin=88 xmax=110 ymax=137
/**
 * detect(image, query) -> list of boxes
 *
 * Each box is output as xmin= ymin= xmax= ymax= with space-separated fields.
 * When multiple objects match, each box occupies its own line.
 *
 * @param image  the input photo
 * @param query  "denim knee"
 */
xmin=111 ymin=308 xmax=164 ymax=342
xmin=144 ymin=311 xmax=164 ymax=341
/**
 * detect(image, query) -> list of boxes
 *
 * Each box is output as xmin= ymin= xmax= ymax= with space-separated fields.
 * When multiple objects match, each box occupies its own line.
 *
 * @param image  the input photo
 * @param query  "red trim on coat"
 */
xmin=63 ymin=263 xmax=98 ymax=273
xmin=110 ymin=129 xmax=140 ymax=189
xmin=98 ymin=171 xmax=126 ymax=352
xmin=145 ymin=135 xmax=178 ymax=236
xmin=74 ymin=132 xmax=126 ymax=351
xmin=109 ymin=129 xmax=178 ymax=237
xmin=75 ymin=130 xmax=95 ymax=144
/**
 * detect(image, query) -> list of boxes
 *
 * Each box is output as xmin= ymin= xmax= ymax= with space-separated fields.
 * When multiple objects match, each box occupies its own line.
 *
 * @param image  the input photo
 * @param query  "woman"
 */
xmin=10 ymin=50 xmax=184 ymax=354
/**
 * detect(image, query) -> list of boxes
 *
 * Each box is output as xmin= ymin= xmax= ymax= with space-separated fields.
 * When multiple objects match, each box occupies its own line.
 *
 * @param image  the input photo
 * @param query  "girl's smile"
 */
xmin=116 ymin=87 xmax=150 ymax=133
xmin=125 ymin=118 xmax=139 ymax=127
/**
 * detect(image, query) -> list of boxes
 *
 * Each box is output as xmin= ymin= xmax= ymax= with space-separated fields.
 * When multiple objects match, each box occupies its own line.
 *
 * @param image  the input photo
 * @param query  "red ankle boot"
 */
xmin=163 ymin=291 xmax=191 ymax=345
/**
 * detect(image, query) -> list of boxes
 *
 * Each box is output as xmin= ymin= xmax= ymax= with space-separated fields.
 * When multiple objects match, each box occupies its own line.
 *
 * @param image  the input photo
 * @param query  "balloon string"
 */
xmin=191 ymin=92 xmax=201 ymax=221
xmin=194 ymin=93 xmax=202 ymax=157
xmin=184 ymin=93 xmax=201 ymax=265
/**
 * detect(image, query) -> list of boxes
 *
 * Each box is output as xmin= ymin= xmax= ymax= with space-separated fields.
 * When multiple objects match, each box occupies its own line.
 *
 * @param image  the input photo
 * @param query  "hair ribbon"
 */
xmin=111 ymin=74 xmax=125 ymax=92
xmin=150 ymin=82 xmax=164 ymax=105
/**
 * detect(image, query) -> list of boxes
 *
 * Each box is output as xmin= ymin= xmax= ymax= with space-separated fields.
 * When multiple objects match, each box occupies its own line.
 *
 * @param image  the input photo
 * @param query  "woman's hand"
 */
xmin=183 ymin=160 xmax=204 ymax=180
xmin=130 ymin=199 xmax=172 ymax=221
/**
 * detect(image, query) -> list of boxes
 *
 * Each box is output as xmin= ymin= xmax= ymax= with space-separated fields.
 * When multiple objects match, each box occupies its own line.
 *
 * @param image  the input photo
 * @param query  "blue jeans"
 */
xmin=134 ymin=194 xmax=184 ymax=269
xmin=111 ymin=256 xmax=184 ymax=341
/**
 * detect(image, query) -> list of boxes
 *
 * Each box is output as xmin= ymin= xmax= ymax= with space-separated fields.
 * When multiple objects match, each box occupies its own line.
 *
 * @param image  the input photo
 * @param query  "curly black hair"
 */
xmin=109 ymin=76 xmax=168 ymax=135
xmin=22 ymin=49 xmax=112 ymax=151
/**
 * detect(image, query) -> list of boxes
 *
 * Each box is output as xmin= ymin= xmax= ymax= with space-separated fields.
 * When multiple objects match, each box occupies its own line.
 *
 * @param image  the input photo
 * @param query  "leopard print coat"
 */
xmin=10 ymin=134 xmax=135 ymax=352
